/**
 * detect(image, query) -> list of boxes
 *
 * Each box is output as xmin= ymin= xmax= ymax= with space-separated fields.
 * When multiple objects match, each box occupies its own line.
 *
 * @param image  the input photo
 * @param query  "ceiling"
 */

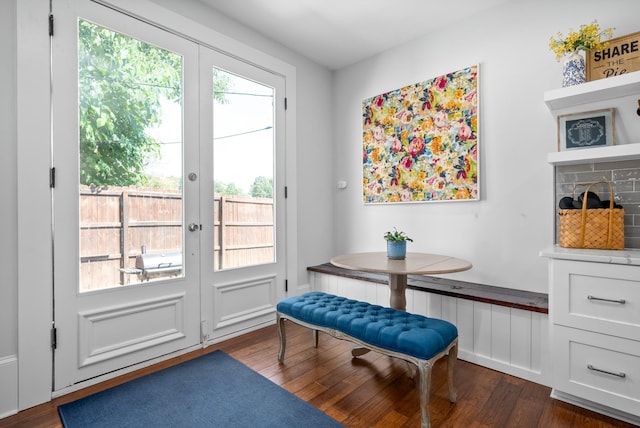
xmin=197 ymin=0 xmax=512 ymax=70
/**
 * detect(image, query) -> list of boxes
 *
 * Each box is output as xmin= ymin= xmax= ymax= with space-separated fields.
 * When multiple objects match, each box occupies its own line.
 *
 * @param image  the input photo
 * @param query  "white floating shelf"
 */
xmin=544 ymin=71 xmax=640 ymax=110
xmin=547 ymin=143 xmax=640 ymax=165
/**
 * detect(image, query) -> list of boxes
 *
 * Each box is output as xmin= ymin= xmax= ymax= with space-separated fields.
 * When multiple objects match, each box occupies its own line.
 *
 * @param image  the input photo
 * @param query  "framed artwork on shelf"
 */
xmin=362 ymin=65 xmax=479 ymax=204
xmin=557 ymin=108 xmax=615 ymax=151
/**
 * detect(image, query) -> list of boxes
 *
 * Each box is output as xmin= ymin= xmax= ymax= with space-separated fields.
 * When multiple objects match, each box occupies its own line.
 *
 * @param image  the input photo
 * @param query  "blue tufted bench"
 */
xmin=276 ymin=291 xmax=458 ymax=428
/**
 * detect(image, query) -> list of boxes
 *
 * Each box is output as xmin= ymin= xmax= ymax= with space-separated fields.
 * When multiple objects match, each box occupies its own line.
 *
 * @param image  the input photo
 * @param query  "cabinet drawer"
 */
xmin=551 ymin=260 xmax=640 ymax=340
xmin=553 ymin=326 xmax=640 ymax=417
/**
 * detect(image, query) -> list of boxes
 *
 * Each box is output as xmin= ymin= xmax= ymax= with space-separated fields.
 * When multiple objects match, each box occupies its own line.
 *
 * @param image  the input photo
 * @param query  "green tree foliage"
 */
xmin=78 ymin=20 xmax=182 ymax=186
xmin=78 ymin=20 xmax=229 ymax=187
xmin=214 ymin=181 xmax=245 ymax=196
xmin=250 ymin=176 xmax=273 ymax=198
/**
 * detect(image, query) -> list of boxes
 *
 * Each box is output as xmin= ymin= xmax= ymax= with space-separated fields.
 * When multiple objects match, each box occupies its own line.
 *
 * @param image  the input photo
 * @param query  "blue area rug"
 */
xmin=58 ymin=350 xmax=343 ymax=427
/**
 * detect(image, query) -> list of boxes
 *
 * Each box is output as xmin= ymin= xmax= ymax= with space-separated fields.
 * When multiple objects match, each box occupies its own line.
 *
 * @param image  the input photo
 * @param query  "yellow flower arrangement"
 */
xmin=549 ymin=20 xmax=614 ymax=60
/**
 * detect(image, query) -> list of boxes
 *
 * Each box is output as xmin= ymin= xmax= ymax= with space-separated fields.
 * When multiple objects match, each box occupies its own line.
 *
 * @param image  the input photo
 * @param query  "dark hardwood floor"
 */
xmin=1 ymin=322 xmax=635 ymax=428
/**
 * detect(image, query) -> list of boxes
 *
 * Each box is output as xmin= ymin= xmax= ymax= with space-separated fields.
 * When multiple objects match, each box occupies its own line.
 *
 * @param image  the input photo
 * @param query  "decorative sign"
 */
xmin=586 ymin=31 xmax=640 ymax=81
xmin=557 ymin=109 xmax=615 ymax=151
xmin=362 ymin=65 xmax=479 ymax=204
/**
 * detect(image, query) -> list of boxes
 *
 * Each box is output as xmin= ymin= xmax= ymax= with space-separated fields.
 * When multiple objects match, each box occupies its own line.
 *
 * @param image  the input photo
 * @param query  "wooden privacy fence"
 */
xmin=80 ymin=186 xmax=274 ymax=291
xmin=214 ymin=195 xmax=275 ymax=271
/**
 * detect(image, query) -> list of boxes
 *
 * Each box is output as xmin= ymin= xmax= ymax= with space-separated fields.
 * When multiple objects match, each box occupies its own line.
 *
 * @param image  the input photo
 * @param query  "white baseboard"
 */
xmin=551 ymin=389 xmax=640 ymax=426
xmin=0 ymin=355 xmax=18 ymax=419
xmin=458 ymin=350 xmax=543 ymax=384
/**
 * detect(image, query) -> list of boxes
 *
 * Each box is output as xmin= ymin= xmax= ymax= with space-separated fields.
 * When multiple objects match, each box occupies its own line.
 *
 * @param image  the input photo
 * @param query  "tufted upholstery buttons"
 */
xmin=277 ymin=291 xmax=458 ymax=360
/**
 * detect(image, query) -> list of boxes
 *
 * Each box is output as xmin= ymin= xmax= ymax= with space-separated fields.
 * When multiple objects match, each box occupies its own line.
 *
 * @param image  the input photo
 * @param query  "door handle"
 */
xmin=188 ymin=223 xmax=200 ymax=232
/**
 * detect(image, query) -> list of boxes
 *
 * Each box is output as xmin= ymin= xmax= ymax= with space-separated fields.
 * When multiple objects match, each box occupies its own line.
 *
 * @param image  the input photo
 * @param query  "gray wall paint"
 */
xmin=0 ymin=0 xmax=18 ymax=359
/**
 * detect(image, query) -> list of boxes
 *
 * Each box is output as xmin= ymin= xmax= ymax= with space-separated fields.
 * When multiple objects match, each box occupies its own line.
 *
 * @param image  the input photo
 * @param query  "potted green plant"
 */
xmin=384 ymin=227 xmax=413 ymax=260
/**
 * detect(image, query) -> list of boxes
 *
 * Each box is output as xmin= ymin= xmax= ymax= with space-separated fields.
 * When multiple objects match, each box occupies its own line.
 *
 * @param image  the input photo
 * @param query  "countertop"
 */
xmin=540 ymin=246 xmax=640 ymax=265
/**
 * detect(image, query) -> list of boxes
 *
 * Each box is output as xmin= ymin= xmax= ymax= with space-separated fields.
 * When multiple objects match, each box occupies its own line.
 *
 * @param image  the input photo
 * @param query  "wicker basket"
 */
xmin=558 ymin=181 xmax=624 ymax=250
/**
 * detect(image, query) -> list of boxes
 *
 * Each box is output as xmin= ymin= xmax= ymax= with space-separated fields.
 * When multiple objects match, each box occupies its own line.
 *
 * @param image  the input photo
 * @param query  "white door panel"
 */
xmin=77 ymin=293 xmax=187 ymax=367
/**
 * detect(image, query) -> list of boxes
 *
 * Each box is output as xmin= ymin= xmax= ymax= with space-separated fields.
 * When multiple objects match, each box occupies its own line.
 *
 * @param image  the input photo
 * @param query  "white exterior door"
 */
xmin=52 ymin=0 xmax=201 ymax=390
xmin=199 ymin=49 xmax=287 ymax=342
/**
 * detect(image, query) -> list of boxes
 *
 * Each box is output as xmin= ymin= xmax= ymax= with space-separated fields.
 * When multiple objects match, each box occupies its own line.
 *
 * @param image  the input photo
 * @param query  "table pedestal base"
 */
xmin=389 ymin=273 xmax=407 ymax=311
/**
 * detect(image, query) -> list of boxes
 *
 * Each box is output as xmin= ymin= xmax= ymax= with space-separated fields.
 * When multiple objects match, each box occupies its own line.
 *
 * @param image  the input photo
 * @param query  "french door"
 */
xmin=199 ymin=49 xmax=287 ymax=342
xmin=52 ymin=0 xmax=286 ymax=390
xmin=52 ymin=0 xmax=201 ymax=390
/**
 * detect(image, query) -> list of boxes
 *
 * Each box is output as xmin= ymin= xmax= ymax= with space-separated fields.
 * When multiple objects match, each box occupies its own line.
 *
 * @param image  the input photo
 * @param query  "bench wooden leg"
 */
xmin=416 ymin=339 xmax=457 ymax=428
xmin=277 ymin=313 xmax=286 ymax=363
xmin=417 ymin=360 xmax=433 ymax=428
xmin=448 ymin=341 xmax=458 ymax=403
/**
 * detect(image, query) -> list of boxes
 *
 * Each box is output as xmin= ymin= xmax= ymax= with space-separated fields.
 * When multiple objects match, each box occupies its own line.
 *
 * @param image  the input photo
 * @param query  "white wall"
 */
xmin=0 ymin=0 xmax=18 ymax=360
xmin=331 ymin=0 xmax=640 ymax=293
xmin=0 ymin=0 xmax=19 ymax=416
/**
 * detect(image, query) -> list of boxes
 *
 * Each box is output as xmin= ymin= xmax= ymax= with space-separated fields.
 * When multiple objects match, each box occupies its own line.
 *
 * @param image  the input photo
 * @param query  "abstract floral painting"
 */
xmin=362 ymin=65 xmax=479 ymax=203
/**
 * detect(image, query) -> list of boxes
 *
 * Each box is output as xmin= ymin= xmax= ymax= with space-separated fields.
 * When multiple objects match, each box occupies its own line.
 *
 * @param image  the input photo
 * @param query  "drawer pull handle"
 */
xmin=587 ymin=295 xmax=626 ymax=304
xmin=587 ymin=364 xmax=626 ymax=378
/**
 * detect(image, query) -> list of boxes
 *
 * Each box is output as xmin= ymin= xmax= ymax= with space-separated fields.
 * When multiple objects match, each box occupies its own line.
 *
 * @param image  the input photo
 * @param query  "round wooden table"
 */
xmin=330 ymin=252 xmax=472 ymax=311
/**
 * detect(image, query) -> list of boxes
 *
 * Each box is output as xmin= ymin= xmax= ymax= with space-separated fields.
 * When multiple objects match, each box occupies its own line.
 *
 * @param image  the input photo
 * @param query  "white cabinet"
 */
xmin=552 ymin=260 xmax=640 ymax=340
xmin=542 ymin=250 xmax=640 ymax=425
xmin=542 ymin=64 xmax=640 ymax=427
xmin=552 ymin=326 xmax=640 ymax=417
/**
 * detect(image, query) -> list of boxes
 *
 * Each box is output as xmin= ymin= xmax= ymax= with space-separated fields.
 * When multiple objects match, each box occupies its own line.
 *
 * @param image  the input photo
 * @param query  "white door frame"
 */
xmin=17 ymin=0 xmax=297 ymax=409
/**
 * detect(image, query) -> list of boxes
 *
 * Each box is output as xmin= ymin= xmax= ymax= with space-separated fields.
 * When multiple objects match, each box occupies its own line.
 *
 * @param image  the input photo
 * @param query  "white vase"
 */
xmin=562 ymin=51 xmax=586 ymax=87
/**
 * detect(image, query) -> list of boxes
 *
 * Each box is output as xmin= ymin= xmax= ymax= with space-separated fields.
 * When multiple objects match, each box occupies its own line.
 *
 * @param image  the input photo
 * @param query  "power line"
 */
xmin=97 ymin=125 xmax=273 ymax=146
xmin=214 ymin=91 xmax=273 ymax=98
xmin=214 ymin=126 xmax=273 ymax=140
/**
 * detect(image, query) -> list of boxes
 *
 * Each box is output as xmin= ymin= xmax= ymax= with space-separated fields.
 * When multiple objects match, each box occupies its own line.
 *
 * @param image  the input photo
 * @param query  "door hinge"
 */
xmin=285 ymin=279 xmax=288 ymax=292
xmin=284 ymin=186 xmax=288 ymax=198
xmin=50 ymin=167 xmax=56 ymax=188
xmin=49 ymin=14 xmax=54 ymax=37
xmin=284 ymin=97 xmax=288 ymax=110
xmin=51 ymin=326 xmax=57 ymax=350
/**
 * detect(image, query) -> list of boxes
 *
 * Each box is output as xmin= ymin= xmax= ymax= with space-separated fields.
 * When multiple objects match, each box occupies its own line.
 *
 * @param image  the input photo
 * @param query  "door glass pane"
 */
xmin=212 ymin=69 xmax=275 ymax=271
xmin=78 ymin=19 xmax=184 ymax=291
